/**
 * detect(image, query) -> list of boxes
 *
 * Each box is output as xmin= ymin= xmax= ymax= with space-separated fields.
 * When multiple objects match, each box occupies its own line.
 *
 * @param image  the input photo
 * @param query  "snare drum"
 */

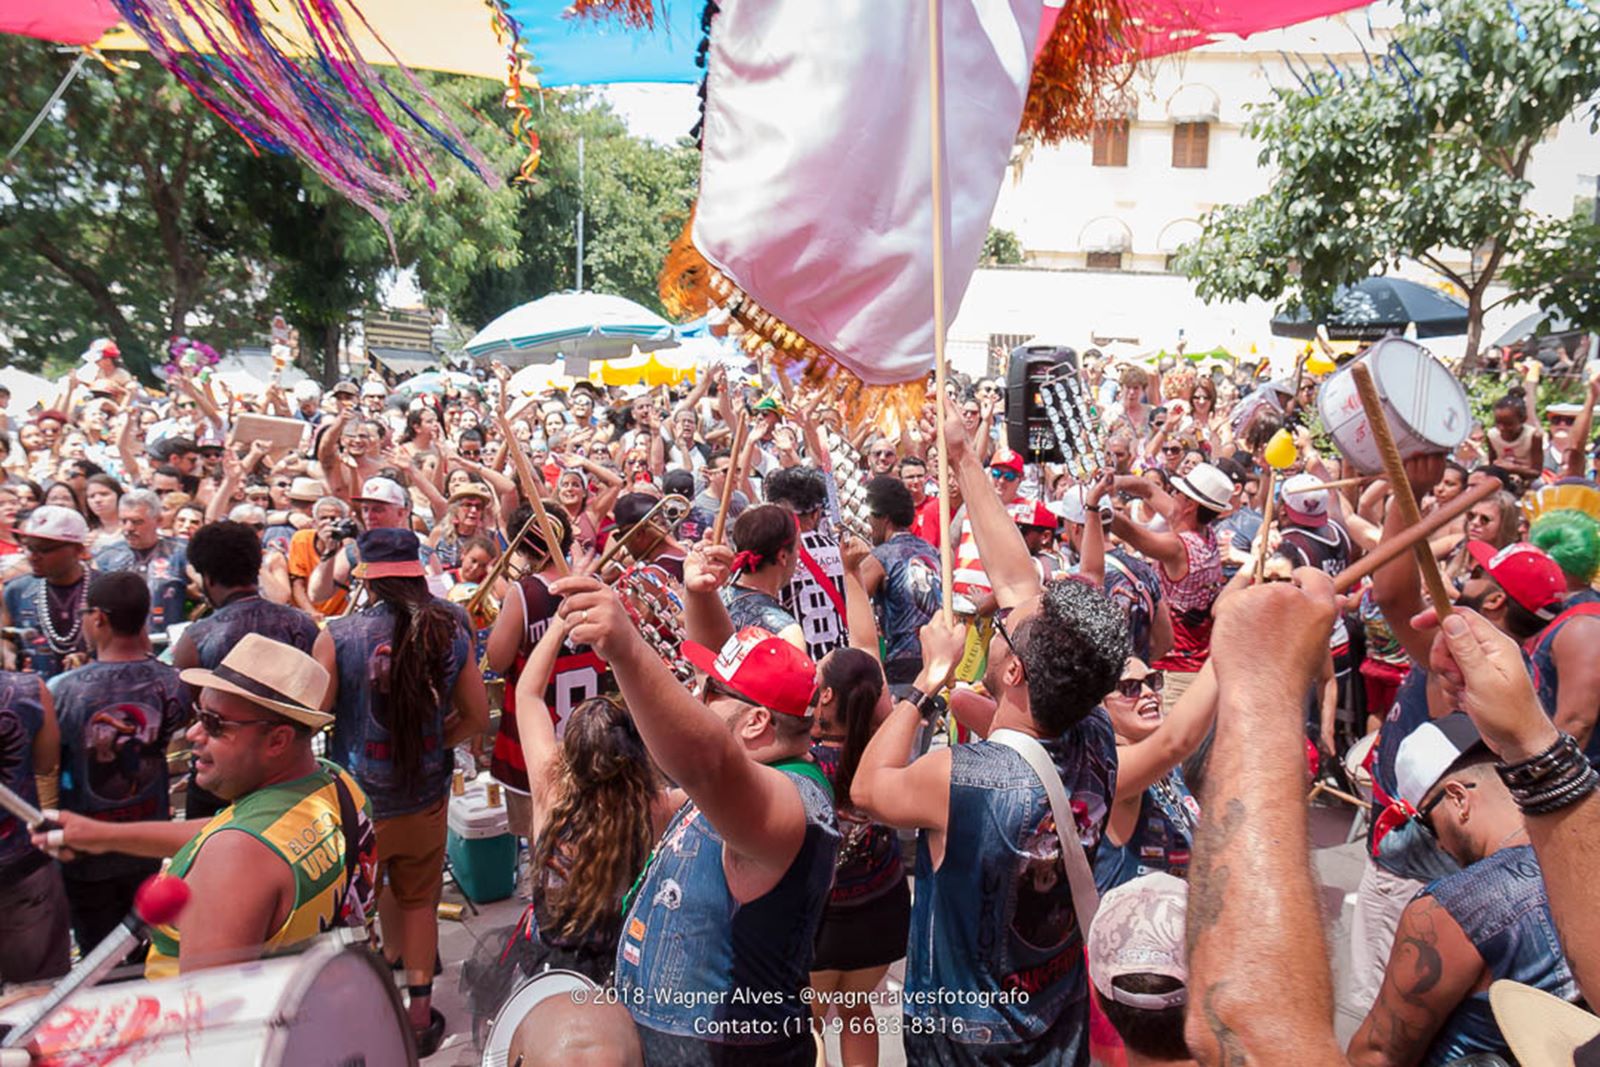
xmin=1344 ymin=730 xmax=1379 ymax=803
xmin=1318 ymin=337 xmax=1470 ymax=474
xmin=0 ymin=940 xmax=414 ymax=1067
xmin=481 ymin=969 xmax=597 ymax=1067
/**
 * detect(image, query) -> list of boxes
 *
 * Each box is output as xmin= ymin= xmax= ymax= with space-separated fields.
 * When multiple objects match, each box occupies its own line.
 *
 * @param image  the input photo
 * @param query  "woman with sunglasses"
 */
xmin=1093 ymin=657 xmax=1219 ymax=893
xmin=1441 ymin=490 xmax=1520 ymax=587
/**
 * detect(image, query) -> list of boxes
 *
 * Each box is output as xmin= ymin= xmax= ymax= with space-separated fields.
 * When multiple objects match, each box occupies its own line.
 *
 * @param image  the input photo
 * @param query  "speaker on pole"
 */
xmin=1004 ymin=342 xmax=1078 ymax=462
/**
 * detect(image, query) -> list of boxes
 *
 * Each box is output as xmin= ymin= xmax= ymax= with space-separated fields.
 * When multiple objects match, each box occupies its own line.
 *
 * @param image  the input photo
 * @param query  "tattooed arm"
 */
xmin=1184 ymin=571 xmax=1346 ymax=1067
xmin=1347 ymin=895 xmax=1483 ymax=1067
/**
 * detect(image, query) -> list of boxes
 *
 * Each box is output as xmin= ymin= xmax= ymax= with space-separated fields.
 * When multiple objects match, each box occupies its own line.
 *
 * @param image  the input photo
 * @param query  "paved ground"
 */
xmin=421 ymin=802 xmax=1373 ymax=1066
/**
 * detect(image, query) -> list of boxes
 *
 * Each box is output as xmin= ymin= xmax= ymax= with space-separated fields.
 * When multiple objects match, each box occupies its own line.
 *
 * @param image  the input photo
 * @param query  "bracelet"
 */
xmin=1520 ymin=768 xmax=1599 ymax=817
xmin=1497 ymin=732 xmax=1599 ymax=815
xmin=1498 ymin=732 xmax=1581 ymax=788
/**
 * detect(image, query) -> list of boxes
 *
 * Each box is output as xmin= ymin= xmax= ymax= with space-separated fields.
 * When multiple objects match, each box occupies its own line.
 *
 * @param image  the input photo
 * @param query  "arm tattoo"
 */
xmin=1186 ymin=797 xmax=1245 ymax=952
xmin=1201 ymin=981 xmax=1250 ymax=1067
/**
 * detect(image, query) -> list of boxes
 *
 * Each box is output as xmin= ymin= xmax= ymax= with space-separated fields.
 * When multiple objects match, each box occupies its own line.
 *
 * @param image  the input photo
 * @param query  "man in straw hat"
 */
xmin=36 ymin=633 xmax=376 ymax=978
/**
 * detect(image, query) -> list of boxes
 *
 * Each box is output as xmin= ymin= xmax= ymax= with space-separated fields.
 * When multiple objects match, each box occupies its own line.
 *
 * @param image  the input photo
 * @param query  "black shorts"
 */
xmin=811 ymin=876 xmax=911 ymax=972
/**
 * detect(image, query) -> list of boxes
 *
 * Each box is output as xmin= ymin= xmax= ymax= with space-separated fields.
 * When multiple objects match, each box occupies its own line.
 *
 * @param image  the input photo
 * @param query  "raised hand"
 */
xmin=551 ymin=576 xmax=636 ymax=659
xmin=684 ymin=540 xmax=734 ymax=594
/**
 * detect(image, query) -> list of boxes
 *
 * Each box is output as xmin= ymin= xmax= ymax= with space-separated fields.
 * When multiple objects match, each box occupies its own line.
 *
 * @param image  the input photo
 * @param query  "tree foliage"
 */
xmin=1174 ymin=0 xmax=1600 ymax=364
xmin=454 ymin=98 xmax=699 ymax=329
xmin=982 ymin=227 xmax=1026 ymax=266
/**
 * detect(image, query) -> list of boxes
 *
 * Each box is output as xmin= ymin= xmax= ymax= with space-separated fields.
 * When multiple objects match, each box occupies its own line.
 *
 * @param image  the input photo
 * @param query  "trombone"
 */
xmin=462 ymin=509 xmax=543 ymax=628
xmin=597 ymin=494 xmax=690 ymax=584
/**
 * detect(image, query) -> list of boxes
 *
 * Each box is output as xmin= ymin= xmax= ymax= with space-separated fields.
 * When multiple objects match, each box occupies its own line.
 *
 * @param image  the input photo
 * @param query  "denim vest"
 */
xmin=0 ymin=671 xmax=46 ymax=873
xmin=872 ymin=532 xmax=941 ymax=666
xmin=1370 ymin=670 xmax=1463 ymax=883
xmin=184 ymin=595 xmax=319 ymax=671
xmin=1418 ymin=845 xmax=1579 ymax=1067
xmin=93 ymin=537 xmax=188 ymax=634
xmin=1525 ymin=603 xmax=1600 ymax=766
xmin=327 ymin=600 xmax=471 ymax=819
xmin=614 ymin=767 xmax=839 ymax=1043
xmin=51 ymin=657 xmax=186 ymax=882
xmin=906 ymin=712 xmax=1118 ymax=1051
xmin=1093 ymin=768 xmax=1198 ymax=893
xmin=3 ymin=574 xmax=92 ymax=680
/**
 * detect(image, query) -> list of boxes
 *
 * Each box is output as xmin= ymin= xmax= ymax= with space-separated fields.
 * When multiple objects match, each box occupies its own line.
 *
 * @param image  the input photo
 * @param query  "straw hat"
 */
xmin=1491 ymin=980 xmax=1600 ymax=1066
xmin=179 ymin=633 xmax=333 ymax=729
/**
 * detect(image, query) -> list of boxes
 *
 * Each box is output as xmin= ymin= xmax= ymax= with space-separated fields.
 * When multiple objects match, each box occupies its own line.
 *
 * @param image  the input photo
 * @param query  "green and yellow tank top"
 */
xmin=145 ymin=760 xmax=377 ymax=978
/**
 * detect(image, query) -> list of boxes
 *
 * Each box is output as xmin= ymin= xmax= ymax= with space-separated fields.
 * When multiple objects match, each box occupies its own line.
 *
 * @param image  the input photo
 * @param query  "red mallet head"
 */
xmin=134 ymin=874 xmax=192 ymax=927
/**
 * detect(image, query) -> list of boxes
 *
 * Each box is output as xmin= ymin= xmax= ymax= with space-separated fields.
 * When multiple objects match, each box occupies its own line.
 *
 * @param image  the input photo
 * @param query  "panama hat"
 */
xmin=1491 ymin=980 xmax=1600 ymax=1066
xmin=179 ymin=633 xmax=333 ymax=729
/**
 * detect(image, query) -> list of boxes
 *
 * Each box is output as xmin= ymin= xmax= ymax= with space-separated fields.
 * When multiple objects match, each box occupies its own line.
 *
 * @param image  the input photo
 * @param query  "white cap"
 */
xmin=351 ymin=477 xmax=408 ymax=509
xmin=1088 ymin=873 xmax=1189 ymax=1011
xmin=361 ymin=381 xmax=387 ymax=398
xmin=1395 ymin=713 xmax=1485 ymax=809
xmin=1055 ymin=486 xmax=1089 ymax=526
xmin=1281 ymin=473 xmax=1330 ymax=527
xmin=19 ymin=505 xmax=89 ymax=545
xmin=292 ymin=380 xmax=323 ymax=402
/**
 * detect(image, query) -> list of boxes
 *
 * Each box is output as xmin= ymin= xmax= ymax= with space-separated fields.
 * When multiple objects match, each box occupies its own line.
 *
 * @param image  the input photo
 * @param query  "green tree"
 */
xmin=1174 ymin=0 xmax=1600 ymax=365
xmin=981 ymin=227 xmax=1025 ymax=266
xmin=456 ymin=96 xmax=698 ymax=327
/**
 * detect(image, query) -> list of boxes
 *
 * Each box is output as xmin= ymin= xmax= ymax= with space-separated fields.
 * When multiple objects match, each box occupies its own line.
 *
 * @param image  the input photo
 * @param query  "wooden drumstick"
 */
xmin=711 ymin=412 xmax=749 ymax=545
xmin=495 ymin=411 xmax=568 ymax=577
xmin=1253 ymin=468 xmax=1278 ymax=582
xmin=1332 ymin=478 xmax=1499 ymax=594
xmin=1349 ymin=363 xmax=1454 ymax=617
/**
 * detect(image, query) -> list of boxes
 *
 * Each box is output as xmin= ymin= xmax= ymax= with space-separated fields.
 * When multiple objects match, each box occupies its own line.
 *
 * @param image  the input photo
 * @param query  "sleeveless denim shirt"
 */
xmin=184 ymin=595 xmax=319 ymax=670
xmin=93 ymin=537 xmax=188 ymax=635
xmin=0 ymin=671 xmax=47 ymax=874
xmin=1093 ymin=768 xmax=1198 ymax=893
xmin=613 ymin=768 xmax=839 ymax=1045
xmin=3 ymin=574 xmax=92 ymax=680
xmin=1417 ymin=845 xmax=1579 ymax=1067
xmin=1524 ymin=602 xmax=1600 ymax=766
xmin=327 ymin=600 xmax=471 ymax=819
xmin=872 ymin=532 xmax=942 ymax=668
xmin=906 ymin=711 xmax=1118 ymax=1052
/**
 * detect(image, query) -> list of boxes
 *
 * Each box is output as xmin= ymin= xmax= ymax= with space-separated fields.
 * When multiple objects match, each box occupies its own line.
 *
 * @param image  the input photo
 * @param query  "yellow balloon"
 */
xmin=1264 ymin=428 xmax=1298 ymax=470
xmin=1306 ymin=352 xmax=1337 ymax=375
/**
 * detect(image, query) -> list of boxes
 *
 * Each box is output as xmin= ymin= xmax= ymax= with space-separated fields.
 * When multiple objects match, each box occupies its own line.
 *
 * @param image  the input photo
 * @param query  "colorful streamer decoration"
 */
xmin=487 ymin=0 xmax=541 ymax=182
xmin=107 ymin=0 xmax=496 ymax=230
xmin=565 ymin=0 xmax=657 ymax=30
xmin=1022 ymin=0 xmax=1136 ymax=143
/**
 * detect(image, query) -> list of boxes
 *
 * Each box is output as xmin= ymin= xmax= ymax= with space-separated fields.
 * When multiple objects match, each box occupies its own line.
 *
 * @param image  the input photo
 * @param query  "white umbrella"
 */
xmin=506 ymin=360 xmax=581 ymax=397
xmin=0 ymin=367 xmax=61 ymax=414
xmin=464 ymin=291 xmax=676 ymax=368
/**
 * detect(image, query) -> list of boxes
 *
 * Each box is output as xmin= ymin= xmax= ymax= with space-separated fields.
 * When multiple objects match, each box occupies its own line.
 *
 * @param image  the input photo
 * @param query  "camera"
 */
xmin=329 ymin=518 xmax=360 ymax=542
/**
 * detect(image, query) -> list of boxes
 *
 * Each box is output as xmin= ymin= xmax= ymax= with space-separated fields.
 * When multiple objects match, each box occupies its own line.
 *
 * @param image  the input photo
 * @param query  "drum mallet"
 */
xmin=1331 ymin=478 xmax=1500 ymax=594
xmin=1 ymin=874 xmax=191 ymax=1050
xmin=1348 ymin=362 xmax=1457 ymax=618
xmin=0 ymin=782 xmax=58 ymax=834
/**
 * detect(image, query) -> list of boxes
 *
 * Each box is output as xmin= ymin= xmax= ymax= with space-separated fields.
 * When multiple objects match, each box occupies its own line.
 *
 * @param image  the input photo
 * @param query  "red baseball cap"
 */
xmin=1466 ymin=541 xmax=1565 ymax=621
xmin=989 ymin=449 xmax=1024 ymax=474
xmin=1010 ymin=499 xmax=1059 ymax=530
xmin=684 ymin=627 xmax=818 ymax=718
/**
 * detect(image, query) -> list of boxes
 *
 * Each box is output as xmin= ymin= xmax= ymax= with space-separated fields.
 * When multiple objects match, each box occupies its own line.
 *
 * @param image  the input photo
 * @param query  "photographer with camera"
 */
xmin=288 ymin=496 xmax=359 ymax=618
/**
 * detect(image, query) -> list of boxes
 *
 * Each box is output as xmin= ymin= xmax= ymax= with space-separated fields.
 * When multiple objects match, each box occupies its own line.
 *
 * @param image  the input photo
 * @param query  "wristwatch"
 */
xmin=904 ymin=686 xmax=947 ymax=725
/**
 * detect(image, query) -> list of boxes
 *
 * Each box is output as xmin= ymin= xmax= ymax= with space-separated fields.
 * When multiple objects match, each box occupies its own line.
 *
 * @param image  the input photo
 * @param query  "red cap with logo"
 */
xmin=684 ymin=627 xmax=818 ymax=718
xmin=1465 ymin=541 xmax=1566 ymax=621
xmin=1009 ymin=499 xmax=1059 ymax=530
xmin=989 ymin=449 xmax=1024 ymax=474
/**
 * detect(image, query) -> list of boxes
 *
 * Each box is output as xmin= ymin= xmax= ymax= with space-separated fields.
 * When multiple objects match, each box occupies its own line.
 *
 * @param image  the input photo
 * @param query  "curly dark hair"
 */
xmin=531 ymin=697 xmax=658 ymax=943
xmin=865 ymin=475 xmax=915 ymax=529
xmin=187 ymin=521 xmax=264 ymax=588
xmin=1013 ymin=579 xmax=1129 ymax=735
xmin=764 ymin=466 xmax=828 ymax=515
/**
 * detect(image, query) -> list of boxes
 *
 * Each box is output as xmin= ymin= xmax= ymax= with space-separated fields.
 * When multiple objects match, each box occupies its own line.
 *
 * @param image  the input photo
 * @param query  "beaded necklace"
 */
xmin=36 ymin=575 xmax=88 ymax=655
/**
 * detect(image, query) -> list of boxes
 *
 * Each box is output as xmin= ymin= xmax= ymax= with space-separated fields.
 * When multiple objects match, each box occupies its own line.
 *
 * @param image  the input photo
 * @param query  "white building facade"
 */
xmin=945 ymin=4 xmax=1598 ymax=377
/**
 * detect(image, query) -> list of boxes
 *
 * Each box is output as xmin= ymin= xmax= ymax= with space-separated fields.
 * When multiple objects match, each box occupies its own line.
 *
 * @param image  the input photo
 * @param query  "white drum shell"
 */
xmin=3 ymin=940 xmax=413 ymax=1067
xmin=1317 ymin=338 xmax=1470 ymax=475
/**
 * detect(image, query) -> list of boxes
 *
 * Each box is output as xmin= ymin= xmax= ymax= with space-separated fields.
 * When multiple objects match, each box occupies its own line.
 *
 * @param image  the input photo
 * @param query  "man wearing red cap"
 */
xmin=553 ymin=566 xmax=839 ymax=1066
xmin=950 ymin=447 xmax=1025 ymax=609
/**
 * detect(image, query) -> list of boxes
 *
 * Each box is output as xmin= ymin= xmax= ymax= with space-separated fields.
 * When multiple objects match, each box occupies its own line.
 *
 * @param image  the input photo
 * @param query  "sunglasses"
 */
xmin=460 ymin=449 xmax=483 ymax=460
xmin=990 ymin=469 xmax=1020 ymax=482
xmin=1162 ymin=445 xmax=1182 ymax=455
xmin=994 ymin=606 xmax=1027 ymax=680
xmin=1414 ymin=781 xmax=1476 ymax=841
xmin=1114 ymin=671 xmax=1165 ymax=698
xmin=196 ymin=708 xmax=277 ymax=737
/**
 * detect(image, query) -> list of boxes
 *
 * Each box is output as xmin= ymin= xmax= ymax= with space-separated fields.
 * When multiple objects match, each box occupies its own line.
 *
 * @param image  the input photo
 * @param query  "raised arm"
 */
xmin=839 ymin=536 xmax=883 ymax=657
xmin=682 ymin=540 xmax=736 ymax=652
xmin=554 ymin=576 xmax=805 ymax=876
xmin=1183 ymin=572 xmax=1345 ymax=1067
xmin=942 ymin=397 xmax=1040 ymax=608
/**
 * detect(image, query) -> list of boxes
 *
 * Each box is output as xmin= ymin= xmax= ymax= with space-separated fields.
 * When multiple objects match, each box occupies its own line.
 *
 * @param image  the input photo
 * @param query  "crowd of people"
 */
xmin=0 ymin=334 xmax=1598 ymax=1067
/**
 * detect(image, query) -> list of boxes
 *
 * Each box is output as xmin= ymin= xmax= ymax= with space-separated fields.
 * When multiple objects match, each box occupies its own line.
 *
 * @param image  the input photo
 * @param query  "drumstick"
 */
xmin=711 ymin=412 xmax=749 ymax=545
xmin=1253 ymin=468 xmax=1278 ymax=582
xmin=1349 ymin=363 xmax=1455 ymax=618
xmin=1314 ymin=475 xmax=1377 ymax=492
xmin=0 ymin=782 xmax=56 ymax=831
xmin=1332 ymin=478 xmax=1499 ymax=593
xmin=495 ymin=412 xmax=568 ymax=577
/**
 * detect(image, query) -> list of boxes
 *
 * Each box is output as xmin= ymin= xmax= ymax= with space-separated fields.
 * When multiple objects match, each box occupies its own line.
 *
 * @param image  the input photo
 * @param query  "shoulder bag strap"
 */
xmin=988 ymin=728 xmax=1100 ymax=936
xmin=795 ymin=539 xmax=848 ymax=621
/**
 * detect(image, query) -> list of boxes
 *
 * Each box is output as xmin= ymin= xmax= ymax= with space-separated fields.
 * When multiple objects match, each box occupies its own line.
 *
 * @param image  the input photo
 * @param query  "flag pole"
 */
xmin=928 ymin=0 xmax=954 ymax=626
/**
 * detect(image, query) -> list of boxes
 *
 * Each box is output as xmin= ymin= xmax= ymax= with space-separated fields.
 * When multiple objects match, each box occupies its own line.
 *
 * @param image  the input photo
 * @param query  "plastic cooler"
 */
xmin=446 ymin=777 xmax=516 ymax=903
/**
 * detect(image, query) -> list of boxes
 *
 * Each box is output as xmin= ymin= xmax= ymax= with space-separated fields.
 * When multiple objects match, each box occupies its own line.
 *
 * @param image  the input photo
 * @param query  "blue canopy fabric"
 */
xmin=511 ymin=0 xmax=702 ymax=85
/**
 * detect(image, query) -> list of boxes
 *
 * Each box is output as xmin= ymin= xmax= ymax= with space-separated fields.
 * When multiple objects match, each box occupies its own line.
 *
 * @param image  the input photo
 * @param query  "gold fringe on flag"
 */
xmin=1020 ymin=0 xmax=1137 ymax=143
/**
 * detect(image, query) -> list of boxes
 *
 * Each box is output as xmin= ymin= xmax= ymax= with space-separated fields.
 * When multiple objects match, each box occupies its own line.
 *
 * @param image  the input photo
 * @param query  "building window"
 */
xmin=987 ymin=333 xmax=1030 ymax=375
xmin=1086 ymin=251 xmax=1124 ymax=270
xmin=1091 ymin=120 xmax=1129 ymax=167
xmin=1172 ymin=122 xmax=1210 ymax=168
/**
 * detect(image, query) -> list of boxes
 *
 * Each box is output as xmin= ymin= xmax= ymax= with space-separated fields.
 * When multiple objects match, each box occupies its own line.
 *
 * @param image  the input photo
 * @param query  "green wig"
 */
xmin=1530 ymin=510 xmax=1600 ymax=585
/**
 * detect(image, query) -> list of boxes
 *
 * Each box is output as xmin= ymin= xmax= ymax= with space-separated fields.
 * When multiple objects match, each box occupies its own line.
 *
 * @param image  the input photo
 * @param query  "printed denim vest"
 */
xmin=185 ymin=595 xmax=319 ymax=670
xmin=614 ymin=768 xmax=839 ymax=1043
xmin=0 ymin=671 xmax=46 ymax=871
xmin=1418 ymin=845 xmax=1579 ymax=1067
xmin=906 ymin=713 xmax=1118 ymax=1047
xmin=1093 ymin=768 xmax=1198 ymax=893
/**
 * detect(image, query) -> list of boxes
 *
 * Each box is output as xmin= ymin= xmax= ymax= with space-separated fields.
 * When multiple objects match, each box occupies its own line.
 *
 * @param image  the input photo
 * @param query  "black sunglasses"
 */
xmin=994 ymin=606 xmax=1028 ymax=680
xmin=1114 ymin=671 xmax=1164 ymax=698
xmin=1415 ymin=781 xmax=1476 ymax=840
xmin=196 ymin=708 xmax=277 ymax=737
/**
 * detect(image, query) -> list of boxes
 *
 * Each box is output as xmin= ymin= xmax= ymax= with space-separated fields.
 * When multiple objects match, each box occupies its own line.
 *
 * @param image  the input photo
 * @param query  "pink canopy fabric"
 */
xmin=0 ymin=0 xmax=117 ymax=45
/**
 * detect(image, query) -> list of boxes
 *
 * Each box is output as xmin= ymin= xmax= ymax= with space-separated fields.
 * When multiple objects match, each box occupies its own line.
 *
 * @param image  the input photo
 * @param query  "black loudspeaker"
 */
xmin=1005 ymin=343 xmax=1078 ymax=462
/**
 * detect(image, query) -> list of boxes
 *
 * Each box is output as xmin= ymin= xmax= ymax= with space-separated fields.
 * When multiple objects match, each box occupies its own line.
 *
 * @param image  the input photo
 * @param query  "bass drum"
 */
xmin=1317 ymin=337 xmax=1470 ymax=475
xmin=0 ymin=939 xmax=414 ymax=1067
xmin=481 ymin=969 xmax=596 ymax=1067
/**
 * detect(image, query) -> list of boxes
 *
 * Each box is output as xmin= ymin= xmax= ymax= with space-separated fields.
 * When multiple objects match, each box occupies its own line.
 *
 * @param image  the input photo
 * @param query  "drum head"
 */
xmin=1368 ymin=338 xmax=1469 ymax=451
xmin=482 ymin=970 xmax=598 ymax=1067
xmin=266 ymin=942 xmax=417 ymax=1067
xmin=1345 ymin=730 xmax=1380 ymax=793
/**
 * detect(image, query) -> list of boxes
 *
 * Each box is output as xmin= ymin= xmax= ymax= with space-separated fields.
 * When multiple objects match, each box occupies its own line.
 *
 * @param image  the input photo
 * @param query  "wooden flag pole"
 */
xmin=1253 ymin=468 xmax=1278 ymax=583
xmin=1349 ymin=363 xmax=1454 ymax=618
xmin=928 ymin=0 xmax=954 ymax=626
